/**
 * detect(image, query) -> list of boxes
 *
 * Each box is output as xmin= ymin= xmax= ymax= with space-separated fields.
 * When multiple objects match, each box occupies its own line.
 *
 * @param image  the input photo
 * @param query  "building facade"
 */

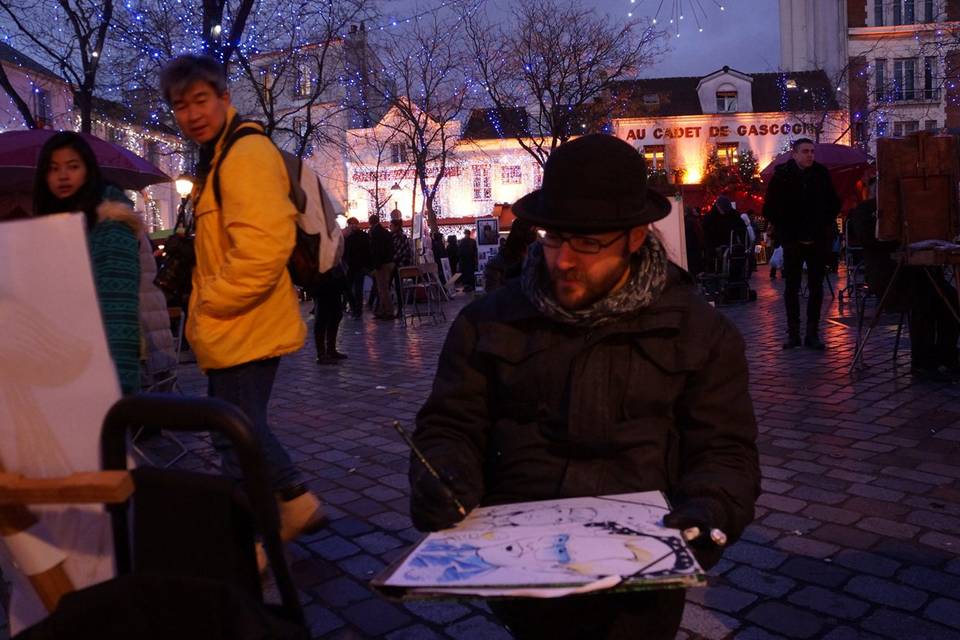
xmin=343 ymin=67 xmax=848 ymax=226
xmin=781 ymin=0 xmax=960 ymax=154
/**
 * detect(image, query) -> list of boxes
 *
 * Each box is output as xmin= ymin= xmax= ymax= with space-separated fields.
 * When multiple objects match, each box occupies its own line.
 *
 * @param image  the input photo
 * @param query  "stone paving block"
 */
xmin=925 ymin=598 xmax=960 ymax=630
xmin=825 ymin=469 xmax=878 ymax=484
xmin=340 ymin=496 xmax=389 ymax=518
xmin=872 ymin=539 xmax=953 ymax=568
xmin=855 ymin=516 xmax=920 ymax=540
xmin=756 ymin=494 xmax=807 ymax=514
xmin=339 ymin=553 xmax=386 ymax=580
xmin=404 ymin=600 xmax=472 ymax=625
xmin=779 ymin=556 xmax=852 ymax=588
xmin=788 ymin=486 xmax=847 ymax=505
xmin=725 ymin=566 xmax=796 ymax=597
xmin=723 ymin=541 xmax=789 ymax=570
xmin=844 ymin=575 xmax=928 ymax=611
xmin=303 ymin=603 xmax=346 ymax=637
xmin=801 ymin=504 xmax=860 ymax=525
xmin=740 ymin=524 xmax=780 ymax=545
xmin=680 ymin=602 xmax=741 ymax=640
xmin=735 ymin=627 xmax=789 ymax=640
xmin=848 ymin=483 xmax=906 ymax=503
xmin=745 ymin=601 xmax=824 ymax=639
xmin=821 ymin=627 xmax=885 ymax=640
xmin=445 ymin=615 xmax=513 ymax=640
xmin=918 ymin=530 xmax=960 ymax=553
xmin=329 ymin=516 xmax=376 ymax=537
xmin=899 ymin=566 xmax=960 ymax=598
xmin=308 ymin=535 xmax=361 ymax=561
xmin=776 ymin=535 xmax=840 ymax=559
xmin=861 ymin=608 xmax=960 ymax=640
xmin=763 ymin=513 xmax=821 ymax=533
xmin=313 ymin=576 xmax=375 ymax=608
xmin=341 ymin=598 xmax=413 ymax=637
xmin=810 ymin=523 xmax=879 ymax=550
xmin=385 ymin=624 xmax=445 ymax=640
xmin=686 ymin=585 xmax=758 ymax=613
xmin=761 ymin=478 xmax=794 ymax=494
xmin=842 ymin=496 xmax=910 ymax=518
xmin=354 ymin=531 xmax=405 ymax=554
xmin=788 ymin=585 xmax=870 ymax=620
xmin=906 ymin=509 xmax=960 ymax=532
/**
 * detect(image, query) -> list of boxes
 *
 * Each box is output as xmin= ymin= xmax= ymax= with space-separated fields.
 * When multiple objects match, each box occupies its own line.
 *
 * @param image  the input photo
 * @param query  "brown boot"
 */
xmin=278 ymin=490 xmax=326 ymax=542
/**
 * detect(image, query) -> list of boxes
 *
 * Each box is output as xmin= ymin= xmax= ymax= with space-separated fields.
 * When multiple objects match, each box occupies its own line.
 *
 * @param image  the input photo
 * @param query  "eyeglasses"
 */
xmin=540 ymin=230 xmax=627 ymax=254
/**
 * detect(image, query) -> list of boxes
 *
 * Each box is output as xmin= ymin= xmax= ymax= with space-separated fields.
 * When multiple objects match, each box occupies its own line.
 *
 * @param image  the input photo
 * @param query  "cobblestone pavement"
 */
xmin=159 ymin=268 xmax=960 ymax=640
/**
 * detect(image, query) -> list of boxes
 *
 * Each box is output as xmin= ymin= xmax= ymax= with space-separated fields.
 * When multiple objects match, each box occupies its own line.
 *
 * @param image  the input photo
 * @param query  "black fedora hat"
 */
xmin=512 ymin=134 xmax=672 ymax=232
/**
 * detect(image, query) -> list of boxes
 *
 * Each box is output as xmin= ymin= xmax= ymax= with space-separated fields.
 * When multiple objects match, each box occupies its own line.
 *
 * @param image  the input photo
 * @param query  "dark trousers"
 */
xmin=908 ymin=269 xmax=960 ymax=369
xmin=346 ymin=268 xmax=366 ymax=317
xmin=207 ymin=357 xmax=300 ymax=491
xmin=313 ymin=280 xmax=343 ymax=356
xmin=783 ymin=241 xmax=827 ymax=335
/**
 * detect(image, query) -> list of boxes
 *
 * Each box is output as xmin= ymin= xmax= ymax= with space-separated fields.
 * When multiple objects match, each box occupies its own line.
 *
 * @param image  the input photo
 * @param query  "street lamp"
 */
xmin=174 ymin=174 xmax=194 ymax=232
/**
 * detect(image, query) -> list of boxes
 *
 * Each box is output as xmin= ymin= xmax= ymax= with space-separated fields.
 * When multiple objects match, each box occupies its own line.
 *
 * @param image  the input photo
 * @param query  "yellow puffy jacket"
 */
xmin=186 ymin=109 xmax=306 ymax=371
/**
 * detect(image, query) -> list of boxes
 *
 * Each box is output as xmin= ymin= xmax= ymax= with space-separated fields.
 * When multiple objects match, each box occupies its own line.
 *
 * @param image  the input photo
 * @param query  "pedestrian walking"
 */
xmin=762 ymin=138 xmax=841 ymax=350
xmin=445 ymin=234 xmax=460 ymax=275
xmin=368 ymin=213 xmax=395 ymax=319
xmin=410 ymin=134 xmax=760 ymax=640
xmin=342 ymin=217 xmax=371 ymax=318
xmin=160 ymin=54 xmax=324 ymax=553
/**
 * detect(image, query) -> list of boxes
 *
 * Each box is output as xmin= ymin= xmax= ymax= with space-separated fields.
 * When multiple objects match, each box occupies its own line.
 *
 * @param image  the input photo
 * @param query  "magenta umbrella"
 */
xmin=0 ymin=129 xmax=171 ymax=192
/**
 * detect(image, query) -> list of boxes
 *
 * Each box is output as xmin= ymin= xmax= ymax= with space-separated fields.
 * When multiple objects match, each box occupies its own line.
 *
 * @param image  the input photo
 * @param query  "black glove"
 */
xmin=410 ymin=466 xmax=469 ymax=532
xmin=663 ymin=496 xmax=728 ymax=569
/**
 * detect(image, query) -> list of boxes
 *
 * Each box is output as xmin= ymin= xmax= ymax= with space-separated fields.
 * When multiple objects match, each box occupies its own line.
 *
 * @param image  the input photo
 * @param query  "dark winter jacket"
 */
xmin=369 ymin=223 xmax=394 ymax=266
xmin=413 ymin=263 xmax=759 ymax=534
xmin=458 ymin=236 xmax=478 ymax=271
xmin=343 ymin=228 xmax=371 ymax=271
xmin=411 ymin=264 xmax=759 ymax=635
xmin=762 ymin=159 xmax=841 ymax=248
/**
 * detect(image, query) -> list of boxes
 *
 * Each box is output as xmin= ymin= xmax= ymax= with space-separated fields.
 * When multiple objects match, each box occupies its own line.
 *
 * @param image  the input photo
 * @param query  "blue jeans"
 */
xmin=207 ymin=357 xmax=301 ymax=491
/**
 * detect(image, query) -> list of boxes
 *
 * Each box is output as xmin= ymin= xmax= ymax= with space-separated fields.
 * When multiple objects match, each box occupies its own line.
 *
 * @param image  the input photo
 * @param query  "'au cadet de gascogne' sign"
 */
xmin=622 ymin=120 xmax=823 ymax=141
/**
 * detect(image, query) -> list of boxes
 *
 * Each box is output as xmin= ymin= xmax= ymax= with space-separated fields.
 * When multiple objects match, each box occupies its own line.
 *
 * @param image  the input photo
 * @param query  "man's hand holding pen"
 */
xmin=410 ymin=464 xmax=471 ymax=532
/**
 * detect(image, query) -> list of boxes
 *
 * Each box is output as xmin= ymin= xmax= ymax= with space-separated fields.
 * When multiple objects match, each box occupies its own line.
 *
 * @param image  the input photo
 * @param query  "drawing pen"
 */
xmin=392 ymin=421 xmax=467 ymax=517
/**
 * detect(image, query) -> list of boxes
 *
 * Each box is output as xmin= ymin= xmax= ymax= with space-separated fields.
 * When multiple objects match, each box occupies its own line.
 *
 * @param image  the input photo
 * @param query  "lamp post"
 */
xmin=174 ymin=174 xmax=194 ymax=232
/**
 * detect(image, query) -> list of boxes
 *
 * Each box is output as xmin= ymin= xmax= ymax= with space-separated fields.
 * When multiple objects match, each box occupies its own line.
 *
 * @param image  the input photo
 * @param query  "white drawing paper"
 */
xmin=381 ymin=492 xmax=704 ymax=596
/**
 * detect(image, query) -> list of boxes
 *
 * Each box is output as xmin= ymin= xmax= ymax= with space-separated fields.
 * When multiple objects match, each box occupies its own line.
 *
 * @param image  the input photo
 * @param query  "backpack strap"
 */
xmin=211 ymin=119 xmax=267 ymax=209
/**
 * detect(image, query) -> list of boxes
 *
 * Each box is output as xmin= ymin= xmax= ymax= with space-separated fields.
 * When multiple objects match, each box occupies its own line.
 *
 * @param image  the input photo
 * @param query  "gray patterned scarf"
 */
xmin=521 ymin=231 xmax=668 ymax=328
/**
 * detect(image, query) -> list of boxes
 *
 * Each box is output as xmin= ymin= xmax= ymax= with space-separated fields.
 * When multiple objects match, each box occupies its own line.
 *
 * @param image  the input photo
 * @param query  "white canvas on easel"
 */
xmin=652 ymin=195 xmax=687 ymax=271
xmin=0 ymin=214 xmax=119 ymax=632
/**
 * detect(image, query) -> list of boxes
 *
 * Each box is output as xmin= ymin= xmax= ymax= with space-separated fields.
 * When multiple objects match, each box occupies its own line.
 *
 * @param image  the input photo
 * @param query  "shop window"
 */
xmin=716 ymin=90 xmax=737 ymax=113
xmin=472 ymin=165 xmax=491 ymax=201
xmin=718 ymin=142 xmax=739 ymax=167
xmin=643 ymin=145 xmax=666 ymax=172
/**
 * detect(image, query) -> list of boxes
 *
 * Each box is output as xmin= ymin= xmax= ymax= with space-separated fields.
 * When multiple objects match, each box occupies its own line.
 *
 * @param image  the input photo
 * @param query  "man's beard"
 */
xmin=548 ymin=246 xmax=633 ymax=311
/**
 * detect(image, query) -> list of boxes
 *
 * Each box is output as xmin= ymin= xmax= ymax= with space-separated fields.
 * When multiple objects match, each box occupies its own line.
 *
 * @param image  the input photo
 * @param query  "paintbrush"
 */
xmin=392 ymin=421 xmax=467 ymax=517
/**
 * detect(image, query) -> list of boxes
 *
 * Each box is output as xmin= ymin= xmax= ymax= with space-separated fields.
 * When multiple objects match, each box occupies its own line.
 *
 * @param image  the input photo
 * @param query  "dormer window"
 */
xmin=716 ymin=90 xmax=738 ymax=112
xmin=643 ymin=93 xmax=660 ymax=106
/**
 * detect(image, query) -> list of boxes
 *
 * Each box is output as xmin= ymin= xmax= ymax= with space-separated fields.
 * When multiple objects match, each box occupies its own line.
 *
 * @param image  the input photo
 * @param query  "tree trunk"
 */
xmin=0 ymin=65 xmax=37 ymax=129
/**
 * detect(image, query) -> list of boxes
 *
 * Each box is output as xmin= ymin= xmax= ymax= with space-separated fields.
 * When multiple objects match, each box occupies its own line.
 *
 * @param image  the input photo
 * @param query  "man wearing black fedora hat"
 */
xmin=409 ymin=134 xmax=759 ymax=639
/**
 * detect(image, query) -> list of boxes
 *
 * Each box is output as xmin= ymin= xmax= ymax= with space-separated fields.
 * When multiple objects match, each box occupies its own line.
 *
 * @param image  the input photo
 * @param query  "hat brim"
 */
xmin=512 ymin=188 xmax=673 ymax=232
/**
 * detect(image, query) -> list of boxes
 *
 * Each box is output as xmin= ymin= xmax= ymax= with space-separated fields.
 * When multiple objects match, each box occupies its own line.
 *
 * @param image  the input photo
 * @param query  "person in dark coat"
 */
xmin=482 ymin=218 xmax=536 ymax=293
xmin=431 ymin=231 xmax=448 ymax=284
xmin=458 ymin=229 xmax=478 ymax=292
xmin=683 ymin=206 xmax=705 ymax=276
xmin=410 ymin=135 xmax=760 ymax=640
xmin=445 ymin=234 xmax=460 ymax=275
xmin=368 ymin=214 xmax=395 ymax=319
xmin=342 ymin=217 xmax=371 ymax=318
xmin=701 ymin=196 xmax=747 ymax=273
xmin=762 ymin=138 xmax=841 ymax=350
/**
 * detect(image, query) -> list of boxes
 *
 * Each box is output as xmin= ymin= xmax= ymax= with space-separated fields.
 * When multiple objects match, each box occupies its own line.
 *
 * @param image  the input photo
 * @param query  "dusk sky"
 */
xmin=386 ymin=0 xmax=782 ymax=78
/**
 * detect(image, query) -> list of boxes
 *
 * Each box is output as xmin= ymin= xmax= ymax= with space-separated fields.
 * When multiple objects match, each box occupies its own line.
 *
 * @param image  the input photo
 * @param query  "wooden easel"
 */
xmin=0 ymin=470 xmax=133 ymax=612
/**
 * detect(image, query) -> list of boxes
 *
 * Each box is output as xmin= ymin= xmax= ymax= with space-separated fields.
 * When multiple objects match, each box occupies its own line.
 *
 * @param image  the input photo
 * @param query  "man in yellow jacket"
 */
xmin=160 ymin=54 xmax=323 ymax=546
